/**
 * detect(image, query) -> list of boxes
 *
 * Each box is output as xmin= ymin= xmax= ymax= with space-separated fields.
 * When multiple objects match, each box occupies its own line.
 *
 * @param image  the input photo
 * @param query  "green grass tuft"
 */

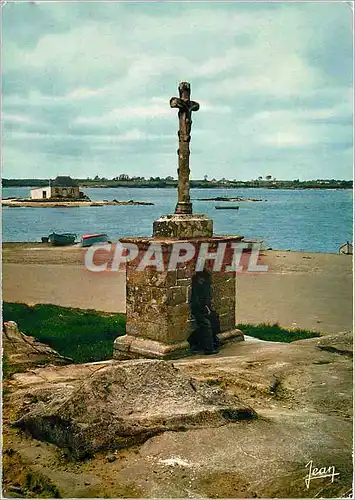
xmin=237 ymin=322 xmax=322 ymax=343
xmin=2 ymin=303 xmax=322 ymax=366
xmin=3 ymin=302 xmax=126 ymax=364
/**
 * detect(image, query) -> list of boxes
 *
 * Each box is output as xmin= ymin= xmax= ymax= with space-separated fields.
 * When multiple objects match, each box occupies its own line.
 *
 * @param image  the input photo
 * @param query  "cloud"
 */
xmin=2 ymin=2 xmax=353 ymax=180
xmin=76 ymin=104 xmax=171 ymax=127
xmin=2 ymin=114 xmax=32 ymax=124
xmin=66 ymin=88 xmax=104 ymax=100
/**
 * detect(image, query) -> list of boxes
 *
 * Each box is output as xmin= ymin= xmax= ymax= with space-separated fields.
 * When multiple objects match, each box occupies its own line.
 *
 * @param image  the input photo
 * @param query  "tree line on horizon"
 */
xmin=2 ymin=176 xmax=352 ymax=189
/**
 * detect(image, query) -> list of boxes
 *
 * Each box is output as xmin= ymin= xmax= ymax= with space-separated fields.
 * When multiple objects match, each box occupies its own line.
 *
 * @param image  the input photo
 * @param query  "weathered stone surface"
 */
xmin=310 ymin=331 xmax=353 ymax=357
xmin=114 ymin=336 xmax=191 ymax=358
xmin=218 ymin=328 xmax=244 ymax=343
xmin=125 ymin=285 xmax=191 ymax=342
xmin=127 ymin=269 xmax=177 ymax=288
xmin=124 ymin=291 xmax=239 ymax=344
xmin=119 ymin=235 xmax=244 ymax=358
xmin=212 ymin=275 xmax=236 ymax=297
xmin=3 ymin=332 xmax=352 ymax=498
xmin=212 ymin=275 xmax=236 ymax=330
xmin=153 ymin=214 xmax=213 ymax=238
xmin=3 ymin=321 xmax=71 ymax=367
xmin=114 ymin=328 xmax=244 ymax=358
xmin=125 ymin=318 xmax=188 ymax=343
xmin=219 ymin=313 xmax=236 ymax=332
xmin=12 ymin=360 xmax=255 ymax=459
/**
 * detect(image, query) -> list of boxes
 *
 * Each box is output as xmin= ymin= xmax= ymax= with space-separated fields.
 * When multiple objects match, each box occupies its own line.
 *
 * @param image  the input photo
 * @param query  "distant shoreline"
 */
xmin=1 ymin=199 xmax=154 ymax=208
xmin=2 ymin=184 xmax=353 ymax=191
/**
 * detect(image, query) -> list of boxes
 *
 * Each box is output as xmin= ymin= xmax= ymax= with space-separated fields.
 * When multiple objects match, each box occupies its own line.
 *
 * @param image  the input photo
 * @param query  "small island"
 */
xmin=2 ymin=199 xmax=154 ymax=208
xmin=195 ymin=196 xmax=264 ymax=202
xmin=2 ymin=176 xmax=154 ymax=208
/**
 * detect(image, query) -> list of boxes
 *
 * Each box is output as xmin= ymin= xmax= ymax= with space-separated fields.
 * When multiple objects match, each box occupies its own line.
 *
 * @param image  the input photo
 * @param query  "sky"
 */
xmin=2 ymin=1 xmax=353 ymax=181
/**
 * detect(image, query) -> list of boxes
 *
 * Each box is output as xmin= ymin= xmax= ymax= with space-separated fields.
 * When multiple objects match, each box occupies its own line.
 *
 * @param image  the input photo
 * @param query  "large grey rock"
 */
xmin=13 ymin=359 xmax=255 ymax=459
xmin=5 ymin=332 xmax=352 ymax=498
xmin=312 ymin=330 xmax=352 ymax=357
xmin=3 ymin=321 xmax=71 ymax=368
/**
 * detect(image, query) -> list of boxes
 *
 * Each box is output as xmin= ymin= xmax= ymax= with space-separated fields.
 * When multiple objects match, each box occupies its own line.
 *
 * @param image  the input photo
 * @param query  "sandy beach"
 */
xmin=2 ymin=243 xmax=353 ymax=334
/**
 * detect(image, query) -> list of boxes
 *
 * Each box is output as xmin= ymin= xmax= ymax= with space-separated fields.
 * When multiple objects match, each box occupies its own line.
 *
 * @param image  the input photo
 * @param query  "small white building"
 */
xmin=30 ymin=176 xmax=81 ymax=200
xmin=31 ymin=186 xmax=51 ymax=199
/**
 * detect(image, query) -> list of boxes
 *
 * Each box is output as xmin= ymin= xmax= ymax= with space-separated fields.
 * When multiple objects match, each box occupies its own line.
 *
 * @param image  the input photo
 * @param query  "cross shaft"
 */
xmin=170 ymin=82 xmax=199 ymax=215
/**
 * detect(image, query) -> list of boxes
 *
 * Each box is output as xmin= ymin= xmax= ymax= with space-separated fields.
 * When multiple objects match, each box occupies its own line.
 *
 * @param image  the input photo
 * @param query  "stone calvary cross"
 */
xmin=170 ymin=82 xmax=200 ymax=215
xmin=113 ymin=82 xmax=243 ymax=362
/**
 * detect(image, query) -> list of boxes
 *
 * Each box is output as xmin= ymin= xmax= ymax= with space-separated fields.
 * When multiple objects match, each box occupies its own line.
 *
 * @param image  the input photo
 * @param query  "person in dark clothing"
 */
xmin=189 ymin=269 xmax=221 ymax=354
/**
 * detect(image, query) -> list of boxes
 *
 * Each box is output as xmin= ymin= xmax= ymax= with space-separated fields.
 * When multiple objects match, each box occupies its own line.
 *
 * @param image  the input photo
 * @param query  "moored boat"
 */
xmin=81 ymin=233 xmax=109 ymax=247
xmin=215 ymin=205 xmax=239 ymax=210
xmin=48 ymin=232 xmax=77 ymax=246
xmin=339 ymin=241 xmax=353 ymax=255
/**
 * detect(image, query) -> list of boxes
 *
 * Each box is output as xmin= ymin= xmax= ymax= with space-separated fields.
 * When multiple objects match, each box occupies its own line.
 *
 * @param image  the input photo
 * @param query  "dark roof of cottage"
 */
xmin=51 ymin=176 xmax=78 ymax=187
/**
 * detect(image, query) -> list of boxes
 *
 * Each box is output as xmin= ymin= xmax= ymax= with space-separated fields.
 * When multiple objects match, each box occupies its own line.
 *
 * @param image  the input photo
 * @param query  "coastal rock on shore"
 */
xmin=111 ymin=199 xmax=154 ymax=205
xmin=195 ymin=196 xmax=264 ymax=202
xmin=3 ymin=321 xmax=71 ymax=367
xmin=1 ymin=199 xmax=154 ymax=208
xmin=12 ymin=360 xmax=255 ymax=459
xmin=4 ymin=331 xmax=352 ymax=498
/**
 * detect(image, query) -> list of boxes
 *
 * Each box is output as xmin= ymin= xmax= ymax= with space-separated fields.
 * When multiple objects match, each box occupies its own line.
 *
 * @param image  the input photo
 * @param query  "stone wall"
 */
xmin=51 ymin=186 xmax=80 ymax=199
xmin=30 ymin=186 xmax=81 ymax=200
xmin=121 ymin=236 xmax=241 ymax=346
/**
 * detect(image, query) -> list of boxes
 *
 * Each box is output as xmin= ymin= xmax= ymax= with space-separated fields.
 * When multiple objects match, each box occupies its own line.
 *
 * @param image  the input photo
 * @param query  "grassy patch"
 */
xmin=3 ymin=302 xmax=126 ymax=363
xmin=237 ymin=322 xmax=322 ymax=343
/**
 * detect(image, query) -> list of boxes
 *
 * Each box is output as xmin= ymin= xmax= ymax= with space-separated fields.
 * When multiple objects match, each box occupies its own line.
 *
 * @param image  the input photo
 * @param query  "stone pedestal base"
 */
xmin=113 ymin=214 xmax=244 ymax=361
xmin=113 ymin=231 xmax=244 ymax=361
xmin=153 ymin=213 xmax=213 ymax=238
xmin=114 ymin=328 xmax=244 ymax=360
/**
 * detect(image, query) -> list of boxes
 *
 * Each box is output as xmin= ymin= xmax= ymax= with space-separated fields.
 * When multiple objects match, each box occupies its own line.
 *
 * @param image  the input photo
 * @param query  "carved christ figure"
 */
xmin=170 ymin=82 xmax=200 ymax=215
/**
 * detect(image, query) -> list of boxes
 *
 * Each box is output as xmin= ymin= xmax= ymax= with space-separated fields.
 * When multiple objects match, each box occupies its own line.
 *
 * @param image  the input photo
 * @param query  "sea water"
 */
xmin=2 ymin=187 xmax=352 ymax=253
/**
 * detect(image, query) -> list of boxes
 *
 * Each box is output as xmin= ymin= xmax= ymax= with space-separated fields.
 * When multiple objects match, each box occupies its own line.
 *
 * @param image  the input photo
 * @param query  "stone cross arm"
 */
xmin=170 ymin=97 xmax=200 ymax=113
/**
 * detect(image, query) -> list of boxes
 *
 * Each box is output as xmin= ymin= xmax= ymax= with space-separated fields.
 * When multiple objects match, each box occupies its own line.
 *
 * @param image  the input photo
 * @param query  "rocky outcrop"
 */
xmin=312 ymin=330 xmax=353 ymax=357
xmin=196 ymin=196 xmax=264 ymax=202
xmin=12 ymin=360 xmax=255 ymax=459
xmin=4 ymin=332 xmax=353 ymax=498
xmin=3 ymin=321 xmax=71 ymax=368
xmin=2 ymin=199 xmax=154 ymax=208
xmin=111 ymin=199 xmax=154 ymax=205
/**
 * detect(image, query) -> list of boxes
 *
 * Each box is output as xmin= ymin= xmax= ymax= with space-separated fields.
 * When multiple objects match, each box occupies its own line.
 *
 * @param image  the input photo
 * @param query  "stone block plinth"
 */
xmin=153 ymin=213 xmax=213 ymax=238
xmin=113 ymin=234 xmax=245 ymax=360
